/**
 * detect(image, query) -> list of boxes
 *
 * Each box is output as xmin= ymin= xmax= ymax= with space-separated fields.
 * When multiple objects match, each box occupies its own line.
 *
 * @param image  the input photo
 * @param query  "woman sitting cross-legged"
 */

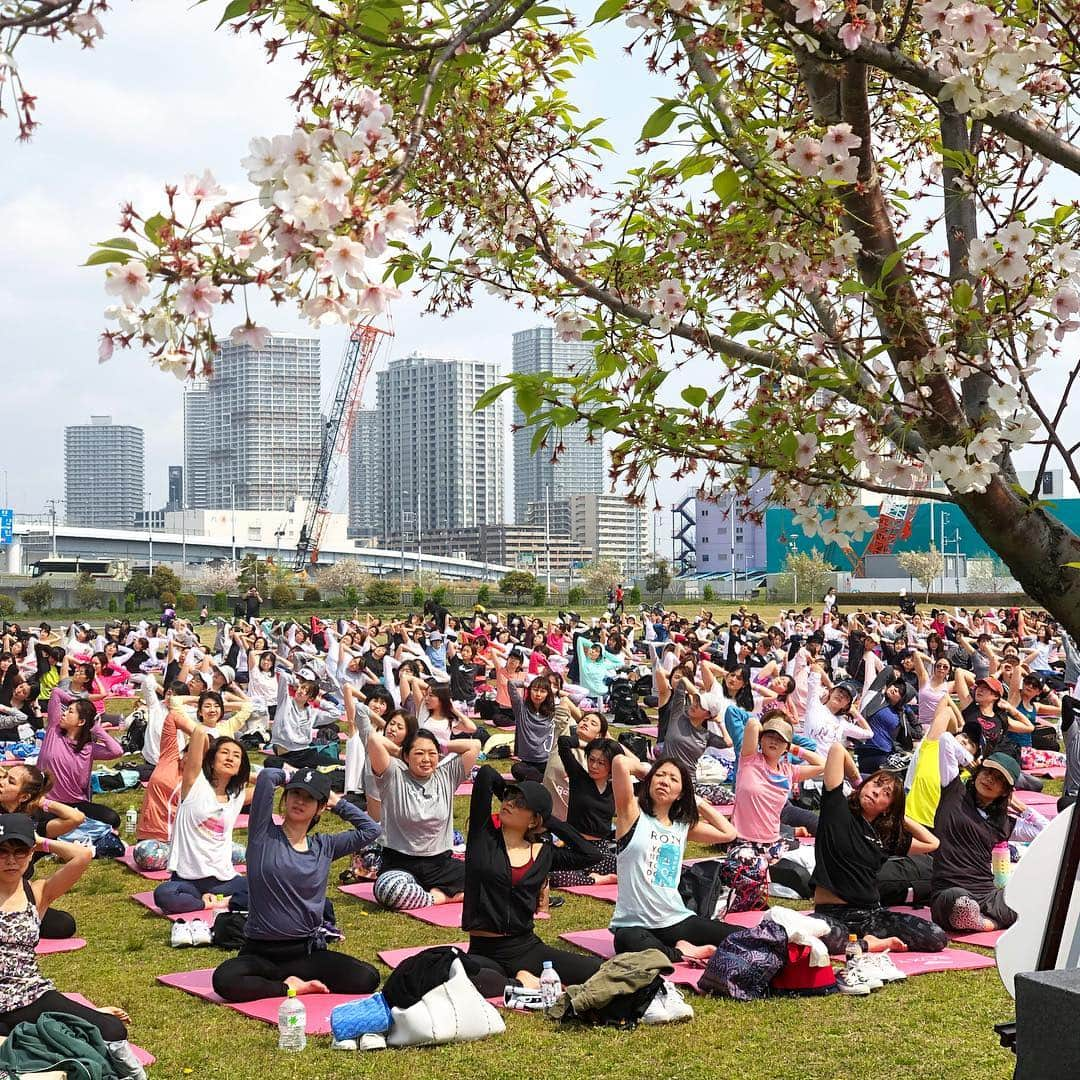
xmin=463 ymin=764 xmax=606 ymax=988
xmin=212 ymin=767 xmax=381 ymax=1002
xmin=369 ymin=726 xmax=481 ymax=911
xmin=152 ymin=727 xmax=252 ymax=915
xmin=609 ymin=755 xmax=740 ymax=964
xmin=811 ymin=741 xmax=948 ymax=987
xmin=0 ymin=814 xmax=146 ymax=1078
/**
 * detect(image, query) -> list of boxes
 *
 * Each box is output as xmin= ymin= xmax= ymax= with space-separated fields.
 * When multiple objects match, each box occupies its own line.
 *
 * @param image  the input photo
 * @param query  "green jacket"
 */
xmin=0 ymin=1011 xmax=119 ymax=1080
xmin=547 ymin=949 xmax=674 ymax=1020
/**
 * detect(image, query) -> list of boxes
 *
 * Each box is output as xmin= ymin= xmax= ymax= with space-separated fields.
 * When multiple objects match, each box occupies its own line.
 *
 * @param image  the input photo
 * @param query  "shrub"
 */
xmin=303 ymin=586 xmax=321 ymax=603
xmin=411 ymin=586 xmax=425 ymax=608
xmin=124 ymin=594 xmax=136 ymax=613
xmin=0 ymin=595 xmax=14 ymax=618
xmin=270 ymin=582 xmax=296 ymax=607
xmin=343 ymin=586 xmax=359 ymax=606
xmin=160 ymin=591 xmax=177 ymax=607
xmin=22 ymin=581 xmax=53 ymax=614
xmin=430 ymin=585 xmax=450 ymax=606
xmin=212 ymin=591 xmax=228 ymax=612
xmin=73 ymin=573 xmax=100 ymax=611
xmin=567 ymin=586 xmax=586 ymax=606
xmin=476 ymin=584 xmax=491 ymax=606
xmin=366 ymin=579 xmax=399 ymax=606
xmin=629 ymin=585 xmax=642 ymax=605
xmin=499 ymin=571 xmax=538 ymax=601
xmin=108 ymin=597 xmax=118 ymax=613
xmin=531 ymin=583 xmax=547 ymax=606
xmin=176 ymin=593 xmax=198 ymax=612
xmin=703 ymin=584 xmax=715 ymax=601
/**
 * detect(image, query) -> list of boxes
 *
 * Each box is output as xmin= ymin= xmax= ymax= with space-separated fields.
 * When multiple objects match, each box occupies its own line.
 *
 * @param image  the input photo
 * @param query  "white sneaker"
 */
xmin=850 ymin=956 xmax=883 ymax=991
xmin=834 ymin=967 xmax=871 ymax=996
xmin=188 ymin=918 xmax=212 ymax=946
xmin=170 ymin=920 xmax=194 ymax=948
xmin=642 ymin=982 xmax=694 ymax=1024
xmin=358 ymin=1033 xmax=386 ymax=1051
xmin=862 ymin=950 xmax=907 ymax=983
xmin=331 ymin=1038 xmax=358 ymax=1051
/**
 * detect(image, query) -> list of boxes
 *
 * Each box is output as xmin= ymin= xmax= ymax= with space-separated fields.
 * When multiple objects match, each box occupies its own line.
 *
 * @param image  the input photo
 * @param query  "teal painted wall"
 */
xmin=765 ymin=500 xmax=1080 ymax=574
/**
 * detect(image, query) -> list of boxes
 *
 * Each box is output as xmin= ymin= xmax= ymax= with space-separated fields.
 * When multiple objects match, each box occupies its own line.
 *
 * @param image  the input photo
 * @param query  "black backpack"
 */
xmin=211 ymin=911 xmax=248 ymax=950
xmin=617 ymin=731 xmax=652 ymax=760
xmin=121 ymin=708 xmax=148 ymax=754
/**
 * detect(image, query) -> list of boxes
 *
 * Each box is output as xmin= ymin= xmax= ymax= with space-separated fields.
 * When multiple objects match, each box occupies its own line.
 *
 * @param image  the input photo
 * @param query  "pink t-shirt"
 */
xmin=732 ymin=753 xmax=793 ymax=844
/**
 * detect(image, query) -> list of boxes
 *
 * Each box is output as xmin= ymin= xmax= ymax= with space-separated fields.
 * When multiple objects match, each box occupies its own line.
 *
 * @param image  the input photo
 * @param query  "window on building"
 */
xmin=1042 ymin=472 xmax=1054 ymax=495
xmin=702 ymin=554 xmax=709 ymax=563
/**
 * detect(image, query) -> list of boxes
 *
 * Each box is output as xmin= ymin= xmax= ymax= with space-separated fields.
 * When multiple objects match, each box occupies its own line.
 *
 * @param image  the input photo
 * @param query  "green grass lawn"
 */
xmin=36 ymin=777 xmax=1023 ymax=1080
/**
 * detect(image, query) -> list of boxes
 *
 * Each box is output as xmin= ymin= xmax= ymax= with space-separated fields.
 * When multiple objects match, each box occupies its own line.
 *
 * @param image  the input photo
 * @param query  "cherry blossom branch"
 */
xmin=1019 ymin=367 xmax=1080 ymax=495
xmin=760 ymin=0 xmax=1080 ymax=177
xmin=383 ymin=0 xmax=536 ymax=198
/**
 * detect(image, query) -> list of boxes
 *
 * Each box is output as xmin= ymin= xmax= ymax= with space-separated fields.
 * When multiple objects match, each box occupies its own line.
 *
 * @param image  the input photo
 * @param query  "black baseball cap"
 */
xmin=0 ymin=814 xmax=36 ymax=849
xmin=505 ymin=781 xmax=552 ymax=819
xmin=284 ymin=768 xmax=332 ymax=802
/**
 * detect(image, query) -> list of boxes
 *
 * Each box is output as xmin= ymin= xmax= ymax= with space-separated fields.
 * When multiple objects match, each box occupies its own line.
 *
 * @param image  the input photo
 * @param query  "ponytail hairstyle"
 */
xmin=2 ymin=765 xmax=53 ymax=813
xmin=66 ymin=698 xmax=98 ymax=751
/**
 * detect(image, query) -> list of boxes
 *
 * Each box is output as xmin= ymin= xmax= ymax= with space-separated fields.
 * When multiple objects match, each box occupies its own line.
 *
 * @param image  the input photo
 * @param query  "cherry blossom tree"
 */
xmin=0 ymin=0 xmax=106 ymax=139
xmin=67 ymin=0 xmax=1080 ymax=634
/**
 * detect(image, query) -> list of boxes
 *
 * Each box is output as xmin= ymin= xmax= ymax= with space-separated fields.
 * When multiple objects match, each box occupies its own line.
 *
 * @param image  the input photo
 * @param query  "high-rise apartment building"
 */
xmin=512 ymin=327 xmax=605 ymax=522
xmin=377 ymin=353 xmax=504 ymax=539
xmin=347 ymin=410 xmax=381 ymax=538
xmin=182 ymin=378 xmax=211 ymax=510
xmin=64 ymin=416 xmax=145 ymax=528
xmin=205 ymin=335 xmax=322 ymax=511
xmin=166 ymin=466 xmax=184 ymax=511
xmin=569 ymin=493 xmax=650 ymax=579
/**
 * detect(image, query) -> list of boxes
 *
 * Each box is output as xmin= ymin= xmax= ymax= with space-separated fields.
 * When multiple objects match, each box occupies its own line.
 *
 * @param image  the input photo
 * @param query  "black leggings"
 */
xmin=510 ymin=760 xmax=546 ymax=783
xmin=262 ymin=748 xmax=327 ymax=771
xmin=814 ymin=903 xmax=948 ymax=953
xmin=0 ymin=989 xmax=126 ymax=1041
xmin=613 ymin=914 xmax=738 ymax=964
xmin=467 ymin=931 xmax=601 ymax=985
xmin=212 ymin=938 xmax=380 ymax=1003
xmin=73 ymin=799 xmax=121 ymax=830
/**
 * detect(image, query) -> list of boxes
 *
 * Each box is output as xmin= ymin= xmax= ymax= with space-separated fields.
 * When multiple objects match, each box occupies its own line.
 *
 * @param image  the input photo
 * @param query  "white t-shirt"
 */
xmin=168 ymin=772 xmax=243 ymax=882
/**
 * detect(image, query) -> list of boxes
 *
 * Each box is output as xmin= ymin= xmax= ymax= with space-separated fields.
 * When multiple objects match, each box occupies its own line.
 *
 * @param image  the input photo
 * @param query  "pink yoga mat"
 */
xmin=66 ymin=994 xmax=155 ymax=1066
xmin=157 ymin=968 xmax=367 ymax=1034
xmin=455 ymin=782 xmax=474 ymax=796
xmin=36 ymin=937 xmax=86 ymax=955
xmin=132 ymin=891 xmax=226 ymax=923
xmin=632 ymin=725 xmax=659 ymax=738
xmin=886 ymin=948 xmax=994 ymax=974
xmin=1027 ymin=765 xmax=1066 ymax=779
xmin=339 ymin=881 xmax=377 ymax=903
xmin=556 ymin=882 xmax=619 ymax=903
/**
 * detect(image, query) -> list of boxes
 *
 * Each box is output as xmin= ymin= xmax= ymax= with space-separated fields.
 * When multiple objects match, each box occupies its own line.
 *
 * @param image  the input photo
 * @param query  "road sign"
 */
xmin=0 ymin=509 xmax=11 ymax=546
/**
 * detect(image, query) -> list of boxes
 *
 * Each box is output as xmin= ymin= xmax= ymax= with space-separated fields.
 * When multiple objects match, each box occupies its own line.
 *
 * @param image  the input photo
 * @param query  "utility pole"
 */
xmin=729 ymin=491 xmax=736 ymax=602
xmin=147 ymin=490 xmax=153 ymax=574
xmin=416 ymin=490 xmax=422 ymax=591
xmin=44 ymin=499 xmax=60 ymax=558
xmin=230 ymin=483 xmax=237 ymax=571
xmin=400 ymin=491 xmax=408 ymax=597
xmin=544 ymin=485 xmax=551 ymax=593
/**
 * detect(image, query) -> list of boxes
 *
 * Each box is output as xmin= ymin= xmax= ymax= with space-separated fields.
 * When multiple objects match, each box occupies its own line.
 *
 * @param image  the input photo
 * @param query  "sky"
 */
xmin=1 ymin=4 xmax=1074 ymax=552
xmin=0 ymin=3 xmax=680 ymax=548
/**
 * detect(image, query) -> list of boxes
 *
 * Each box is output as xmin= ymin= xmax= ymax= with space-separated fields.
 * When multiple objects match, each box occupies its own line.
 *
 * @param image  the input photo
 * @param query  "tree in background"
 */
xmin=645 ymin=559 xmax=673 ymax=603
xmin=898 ymin=547 xmax=947 ymax=601
xmin=22 ymin=582 xmax=53 ymax=614
xmin=366 ymin=579 xmax=400 ymax=606
xmin=583 ymin=560 xmax=622 ymax=597
xmin=194 ymin=564 xmax=239 ymax=598
xmin=125 ymin=572 xmax=156 ymax=603
xmin=500 ymin=571 xmax=539 ymax=602
xmin=150 ymin=565 xmax=183 ymax=601
xmin=73 ymin=573 xmax=100 ymax=611
xmin=316 ymin=560 xmax=369 ymax=598
xmin=780 ymin=551 xmax=837 ymax=607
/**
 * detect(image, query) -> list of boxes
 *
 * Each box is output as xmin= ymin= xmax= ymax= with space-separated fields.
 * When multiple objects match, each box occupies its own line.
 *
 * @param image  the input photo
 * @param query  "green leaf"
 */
xmin=474 ymin=382 xmax=513 ymax=410
xmin=83 ymin=249 xmax=131 ymax=267
xmin=681 ymin=386 xmax=707 ymax=408
xmin=529 ymin=423 xmax=552 ymax=453
xmin=217 ymin=0 xmax=250 ymax=27
xmin=727 ymin=311 xmax=769 ymax=335
xmin=144 ymin=214 xmax=168 ymax=246
xmin=96 ymin=237 xmax=139 ymax=252
xmin=879 ymin=250 xmax=904 ymax=279
xmin=392 ymin=263 xmax=414 ymax=286
xmin=640 ymin=101 xmax=677 ymax=140
xmin=593 ymin=0 xmax=625 ymax=21
xmin=952 ymin=281 xmax=973 ymax=312
xmin=712 ymin=168 xmax=740 ymax=205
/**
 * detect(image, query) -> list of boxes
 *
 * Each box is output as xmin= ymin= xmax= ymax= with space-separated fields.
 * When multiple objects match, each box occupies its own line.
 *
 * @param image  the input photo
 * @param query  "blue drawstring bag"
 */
xmin=330 ymin=992 xmax=393 ymax=1041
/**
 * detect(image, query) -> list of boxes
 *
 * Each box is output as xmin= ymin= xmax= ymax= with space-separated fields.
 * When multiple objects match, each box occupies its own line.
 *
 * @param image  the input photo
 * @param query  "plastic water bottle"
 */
xmin=277 ymin=988 xmax=306 ymax=1052
xmin=845 ymin=934 xmax=861 ymax=969
xmin=992 ymin=842 xmax=1012 ymax=888
xmin=124 ymin=807 xmax=138 ymax=838
xmin=539 ymin=960 xmax=562 ymax=1008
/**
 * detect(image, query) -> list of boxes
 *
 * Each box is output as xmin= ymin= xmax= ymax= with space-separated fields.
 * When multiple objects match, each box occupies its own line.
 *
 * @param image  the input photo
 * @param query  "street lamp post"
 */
xmin=940 ymin=512 xmax=950 ymax=595
xmin=230 ymin=483 xmax=237 ymax=571
xmin=146 ymin=491 xmax=153 ymax=574
xmin=400 ymin=491 xmax=408 ymax=598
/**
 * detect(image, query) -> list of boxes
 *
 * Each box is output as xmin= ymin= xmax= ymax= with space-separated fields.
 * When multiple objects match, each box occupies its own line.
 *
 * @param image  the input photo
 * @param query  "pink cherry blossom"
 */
xmin=943 ymin=2 xmax=998 ymax=48
xmin=325 ymin=235 xmax=366 ymax=280
xmin=175 ymin=275 xmax=222 ymax=320
xmin=793 ymin=432 xmax=818 ymax=468
xmin=97 ymin=334 xmax=114 ymax=363
xmin=183 ymin=169 xmax=226 ymax=200
xmin=105 ymin=262 xmax=150 ymax=307
xmin=821 ymin=123 xmax=861 ymax=159
xmin=839 ymin=19 xmax=866 ymax=50
xmin=657 ymin=278 xmax=687 ymax=315
xmin=383 ymin=201 xmax=418 ymax=238
xmin=357 ymin=281 xmax=401 ymax=314
xmin=787 ymin=137 xmax=823 ymax=177
xmin=791 ymin=0 xmax=825 ymax=23
xmin=1051 ymin=286 xmax=1080 ymax=322
xmin=229 ymin=323 xmax=270 ymax=349
xmin=821 ymin=156 xmax=859 ymax=182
